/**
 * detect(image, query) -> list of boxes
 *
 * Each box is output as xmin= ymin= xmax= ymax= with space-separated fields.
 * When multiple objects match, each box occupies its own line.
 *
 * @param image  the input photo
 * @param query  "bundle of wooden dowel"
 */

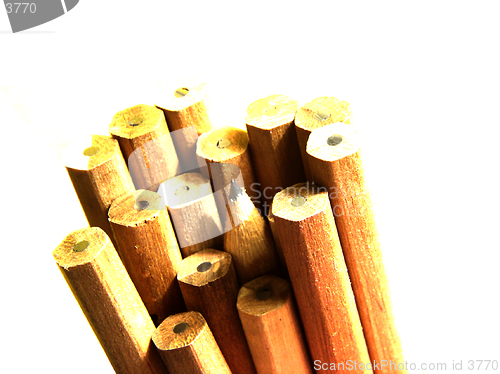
xmin=54 ymin=81 xmax=406 ymax=374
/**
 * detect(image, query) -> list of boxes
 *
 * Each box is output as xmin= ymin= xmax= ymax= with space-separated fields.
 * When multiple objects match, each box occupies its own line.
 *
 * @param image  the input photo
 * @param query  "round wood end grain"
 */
xmin=160 ymin=172 xmax=213 ymax=208
xmin=245 ymin=94 xmax=299 ymax=130
xmin=109 ymin=104 xmax=167 ymax=140
xmin=53 ymin=227 xmax=109 ymax=269
xmin=295 ymin=96 xmax=352 ymax=133
xmin=306 ymin=122 xmax=361 ymax=162
xmin=152 ymin=311 xmax=207 ymax=351
xmin=196 ymin=126 xmax=249 ymax=163
xmin=62 ymin=135 xmax=120 ymax=171
xmin=155 ymin=79 xmax=207 ymax=112
xmin=271 ymin=182 xmax=329 ymax=222
xmin=177 ymin=249 xmax=232 ymax=287
xmin=237 ymin=275 xmax=290 ymax=316
xmin=108 ymin=189 xmax=164 ymax=226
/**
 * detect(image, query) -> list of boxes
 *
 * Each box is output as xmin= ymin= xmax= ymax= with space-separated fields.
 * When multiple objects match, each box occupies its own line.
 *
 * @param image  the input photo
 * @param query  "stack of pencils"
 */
xmin=53 ymin=81 xmax=406 ymax=374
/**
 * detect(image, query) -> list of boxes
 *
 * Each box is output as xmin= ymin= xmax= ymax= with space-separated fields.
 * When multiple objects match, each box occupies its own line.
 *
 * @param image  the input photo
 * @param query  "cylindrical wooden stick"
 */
xmin=197 ymin=126 xmax=262 ymax=215
xmin=272 ymin=183 xmax=372 ymax=374
xmin=177 ymin=249 xmax=257 ymax=374
xmin=306 ymin=123 xmax=406 ymax=374
xmin=155 ymin=80 xmax=213 ymax=172
xmin=108 ymin=189 xmax=185 ymax=326
xmin=152 ymin=311 xmax=232 ymax=374
xmin=294 ymin=96 xmax=352 ymax=180
xmin=63 ymin=135 xmax=135 ymax=244
xmin=245 ymin=94 xmax=304 ymax=213
xmin=237 ymin=275 xmax=312 ymax=374
xmin=223 ymin=179 xmax=279 ymax=284
xmin=158 ymin=172 xmax=223 ymax=257
xmin=109 ymin=104 xmax=180 ymax=191
xmin=52 ymin=227 xmax=168 ymax=374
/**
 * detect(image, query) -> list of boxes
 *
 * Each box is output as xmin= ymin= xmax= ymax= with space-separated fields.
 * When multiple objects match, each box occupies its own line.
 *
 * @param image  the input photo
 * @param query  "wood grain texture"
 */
xmin=196 ymin=126 xmax=262 ymax=214
xmin=108 ymin=189 xmax=185 ymax=326
xmin=177 ymin=249 xmax=257 ymax=374
xmin=245 ymin=94 xmax=304 ymax=214
xmin=152 ymin=311 xmax=232 ymax=374
xmin=155 ymin=80 xmax=213 ymax=173
xmin=223 ymin=180 xmax=279 ymax=284
xmin=266 ymin=202 xmax=288 ymax=279
xmin=63 ymin=135 xmax=135 ymax=245
xmin=272 ymin=183 xmax=372 ymax=374
xmin=52 ymin=227 xmax=168 ymax=374
xmin=109 ymin=104 xmax=180 ymax=191
xmin=306 ymin=123 xmax=406 ymax=374
xmin=294 ymin=96 xmax=352 ymax=180
xmin=158 ymin=172 xmax=223 ymax=257
xmin=237 ymin=275 xmax=312 ymax=374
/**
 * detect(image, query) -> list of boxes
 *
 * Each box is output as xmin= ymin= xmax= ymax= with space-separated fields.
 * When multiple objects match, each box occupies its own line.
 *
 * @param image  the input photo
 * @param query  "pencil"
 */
xmin=177 ymin=249 xmax=257 ymax=374
xmin=272 ymin=183 xmax=372 ymax=374
xmin=196 ymin=126 xmax=262 ymax=214
xmin=108 ymin=189 xmax=185 ymax=326
xmin=158 ymin=172 xmax=223 ymax=257
xmin=237 ymin=275 xmax=312 ymax=374
xmin=109 ymin=103 xmax=180 ymax=191
xmin=152 ymin=311 xmax=232 ymax=374
xmin=294 ymin=96 xmax=352 ymax=180
xmin=306 ymin=123 xmax=406 ymax=373
xmin=245 ymin=94 xmax=304 ymax=212
xmin=62 ymin=135 xmax=135 ymax=246
xmin=223 ymin=179 xmax=279 ymax=284
xmin=155 ymin=79 xmax=213 ymax=173
xmin=52 ymin=227 xmax=168 ymax=374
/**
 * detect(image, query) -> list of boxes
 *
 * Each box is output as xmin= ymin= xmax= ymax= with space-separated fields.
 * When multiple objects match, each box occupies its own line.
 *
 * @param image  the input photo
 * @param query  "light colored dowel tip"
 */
xmin=245 ymin=94 xmax=299 ymax=130
xmin=306 ymin=122 xmax=361 ymax=162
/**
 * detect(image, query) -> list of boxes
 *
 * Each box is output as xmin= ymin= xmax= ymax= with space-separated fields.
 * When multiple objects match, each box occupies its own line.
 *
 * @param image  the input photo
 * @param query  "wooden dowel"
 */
xmin=306 ymin=123 xmax=406 ymax=374
xmin=196 ymin=126 xmax=262 ymax=214
xmin=63 ymin=135 xmax=135 ymax=245
xmin=245 ymin=94 xmax=304 ymax=213
xmin=52 ymin=227 xmax=168 ymax=374
xmin=237 ymin=275 xmax=312 ymax=374
xmin=108 ymin=189 xmax=185 ymax=326
xmin=294 ymin=96 xmax=352 ymax=180
xmin=272 ymin=183 xmax=372 ymax=374
xmin=223 ymin=179 xmax=279 ymax=284
xmin=152 ymin=311 xmax=232 ymax=374
xmin=109 ymin=104 xmax=180 ymax=191
xmin=155 ymin=80 xmax=213 ymax=172
xmin=177 ymin=249 xmax=257 ymax=374
xmin=158 ymin=172 xmax=223 ymax=257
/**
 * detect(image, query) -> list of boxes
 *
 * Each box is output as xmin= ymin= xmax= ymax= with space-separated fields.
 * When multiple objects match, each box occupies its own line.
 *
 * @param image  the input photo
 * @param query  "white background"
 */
xmin=1 ymin=1 xmax=499 ymax=373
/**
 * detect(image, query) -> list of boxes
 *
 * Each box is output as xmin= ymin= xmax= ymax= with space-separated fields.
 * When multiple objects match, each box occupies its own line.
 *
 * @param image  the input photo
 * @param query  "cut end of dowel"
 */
xmin=109 ymin=104 xmax=167 ymax=139
xmin=177 ymin=249 xmax=233 ymax=287
xmin=108 ymin=190 xmax=164 ymax=226
xmin=152 ymin=311 xmax=207 ymax=350
xmin=52 ymin=227 xmax=109 ymax=269
xmin=196 ymin=126 xmax=249 ymax=162
xmin=237 ymin=275 xmax=291 ymax=317
xmin=271 ymin=182 xmax=329 ymax=222
xmin=155 ymin=78 xmax=207 ymax=111
xmin=62 ymin=135 xmax=120 ymax=171
xmin=294 ymin=96 xmax=352 ymax=132
xmin=306 ymin=122 xmax=361 ymax=162
xmin=158 ymin=172 xmax=213 ymax=208
xmin=245 ymin=94 xmax=299 ymax=130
